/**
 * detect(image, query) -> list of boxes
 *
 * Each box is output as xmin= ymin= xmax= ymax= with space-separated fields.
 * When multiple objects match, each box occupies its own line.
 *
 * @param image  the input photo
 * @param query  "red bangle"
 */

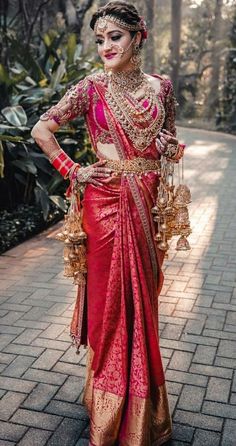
xmin=51 ymin=155 xmax=74 ymax=177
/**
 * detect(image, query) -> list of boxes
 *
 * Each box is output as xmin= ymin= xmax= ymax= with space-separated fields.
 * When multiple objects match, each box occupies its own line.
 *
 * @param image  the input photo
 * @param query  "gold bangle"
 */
xmin=64 ymin=163 xmax=79 ymax=180
xmin=164 ymin=143 xmax=179 ymax=159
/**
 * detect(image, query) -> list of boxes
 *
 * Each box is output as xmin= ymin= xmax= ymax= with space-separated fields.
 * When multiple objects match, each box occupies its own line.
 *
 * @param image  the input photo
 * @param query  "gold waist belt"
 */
xmin=105 ymin=158 xmax=161 ymax=175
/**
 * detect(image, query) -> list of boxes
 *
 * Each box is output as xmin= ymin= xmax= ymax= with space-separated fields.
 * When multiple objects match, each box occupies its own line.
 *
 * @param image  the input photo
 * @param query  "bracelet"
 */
xmin=164 ymin=143 xmax=179 ymax=159
xmin=66 ymin=163 xmax=80 ymax=181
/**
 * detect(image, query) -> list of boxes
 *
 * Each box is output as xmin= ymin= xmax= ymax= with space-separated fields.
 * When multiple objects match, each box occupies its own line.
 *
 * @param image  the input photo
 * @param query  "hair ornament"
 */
xmin=139 ymin=16 xmax=148 ymax=39
xmin=94 ymin=13 xmax=146 ymax=35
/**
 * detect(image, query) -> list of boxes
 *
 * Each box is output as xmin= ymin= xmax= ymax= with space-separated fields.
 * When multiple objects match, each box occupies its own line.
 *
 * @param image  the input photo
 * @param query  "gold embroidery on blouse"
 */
xmin=40 ymin=78 xmax=90 ymax=125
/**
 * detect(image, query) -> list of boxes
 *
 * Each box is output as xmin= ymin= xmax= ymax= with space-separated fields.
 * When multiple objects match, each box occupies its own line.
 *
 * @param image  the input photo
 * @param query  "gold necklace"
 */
xmin=105 ymin=69 xmax=165 ymax=151
xmin=108 ymin=68 xmax=146 ymax=92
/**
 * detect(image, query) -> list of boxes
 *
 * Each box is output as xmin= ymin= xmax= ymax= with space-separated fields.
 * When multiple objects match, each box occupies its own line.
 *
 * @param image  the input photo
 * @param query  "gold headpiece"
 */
xmin=94 ymin=14 xmax=143 ymax=34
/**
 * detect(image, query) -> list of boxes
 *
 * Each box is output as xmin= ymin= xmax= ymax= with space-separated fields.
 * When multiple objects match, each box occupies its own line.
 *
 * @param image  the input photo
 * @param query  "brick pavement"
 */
xmin=0 ymin=127 xmax=236 ymax=445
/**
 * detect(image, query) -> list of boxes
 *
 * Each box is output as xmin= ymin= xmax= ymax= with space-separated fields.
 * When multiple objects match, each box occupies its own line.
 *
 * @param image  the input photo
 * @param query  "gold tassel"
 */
xmin=56 ymin=188 xmax=87 ymax=284
xmin=151 ymin=156 xmax=191 ymax=253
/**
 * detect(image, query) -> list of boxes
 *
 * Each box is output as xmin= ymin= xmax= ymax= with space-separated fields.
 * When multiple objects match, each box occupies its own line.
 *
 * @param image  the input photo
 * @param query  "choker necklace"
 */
xmin=107 ymin=68 xmax=145 ymax=93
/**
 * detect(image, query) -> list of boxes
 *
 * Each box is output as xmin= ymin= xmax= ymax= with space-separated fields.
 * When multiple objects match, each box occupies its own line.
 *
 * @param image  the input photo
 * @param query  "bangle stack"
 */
xmin=156 ymin=137 xmax=186 ymax=161
xmin=49 ymin=150 xmax=74 ymax=178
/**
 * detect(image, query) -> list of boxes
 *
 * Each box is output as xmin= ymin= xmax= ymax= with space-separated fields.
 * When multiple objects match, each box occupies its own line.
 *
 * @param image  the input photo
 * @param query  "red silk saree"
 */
xmin=50 ymin=72 xmax=175 ymax=445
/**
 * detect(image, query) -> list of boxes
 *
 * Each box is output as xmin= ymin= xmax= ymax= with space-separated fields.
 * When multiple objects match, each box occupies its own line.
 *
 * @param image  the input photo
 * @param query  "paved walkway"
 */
xmin=1 ymin=127 xmax=236 ymax=446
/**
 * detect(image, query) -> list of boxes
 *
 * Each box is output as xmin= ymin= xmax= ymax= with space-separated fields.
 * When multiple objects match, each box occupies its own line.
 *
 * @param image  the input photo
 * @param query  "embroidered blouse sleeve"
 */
xmin=162 ymin=79 xmax=177 ymax=137
xmin=40 ymin=77 xmax=91 ymax=125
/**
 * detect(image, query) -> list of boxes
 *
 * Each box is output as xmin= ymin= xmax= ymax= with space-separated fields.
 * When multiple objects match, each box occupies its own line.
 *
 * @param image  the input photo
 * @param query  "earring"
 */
xmin=131 ymin=43 xmax=142 ymax=68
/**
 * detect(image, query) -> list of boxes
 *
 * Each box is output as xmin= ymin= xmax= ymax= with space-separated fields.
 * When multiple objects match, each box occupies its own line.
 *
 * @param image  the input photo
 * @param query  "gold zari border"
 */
xmin=83 ymin=348 xmax=172 ymax=446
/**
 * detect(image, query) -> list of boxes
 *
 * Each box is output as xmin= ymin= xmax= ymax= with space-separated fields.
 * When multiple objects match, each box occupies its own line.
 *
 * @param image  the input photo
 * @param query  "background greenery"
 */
xmin=0 ymin=0 xmax=235 ymax=253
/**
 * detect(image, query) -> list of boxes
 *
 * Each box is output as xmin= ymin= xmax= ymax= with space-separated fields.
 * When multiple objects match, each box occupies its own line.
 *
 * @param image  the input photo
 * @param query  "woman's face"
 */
xmin=95 ymin=20 xmax=139 ymax=72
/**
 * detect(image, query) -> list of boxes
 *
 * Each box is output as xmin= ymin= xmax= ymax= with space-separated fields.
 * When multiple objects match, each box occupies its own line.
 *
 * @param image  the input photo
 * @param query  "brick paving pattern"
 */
xmin=0 ymin=127 xmax=236 ymax=445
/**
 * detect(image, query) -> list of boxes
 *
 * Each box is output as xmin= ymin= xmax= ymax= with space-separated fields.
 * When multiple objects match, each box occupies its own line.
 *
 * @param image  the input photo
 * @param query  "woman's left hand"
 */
xmin=159 ymin=129 xmax=178 ymax=151
xmin=159 ymin=129 xmax=185 ymax=162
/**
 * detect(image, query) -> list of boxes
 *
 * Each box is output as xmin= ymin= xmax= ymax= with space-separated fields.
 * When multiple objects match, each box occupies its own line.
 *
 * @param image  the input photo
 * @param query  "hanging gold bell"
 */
xmin=176 ymin=235 xmax=191 ymax=251
xmin=175 ymin=206 xmax=190 ymax=227
xmin=68 ymin=229 xmax=87 ymax=243
xmin=154 ymin=232 xmax=162 ymax=242
xmin=157 ymin=239 xmax=169 ymax=251
xmin=151 ymin=205 xmax=159 ymax=214
xmin=160 ymin=222 xmax=168 ymax=231
xmin=175 ymin=184 xmax=191 ymax=204
xmin=173 ymin=194 xmax=185 ymax=209
xmin=153 ymin=215 xmax=160 ymax=223
xmin=158 ymin=196 xmax=168 ymax=208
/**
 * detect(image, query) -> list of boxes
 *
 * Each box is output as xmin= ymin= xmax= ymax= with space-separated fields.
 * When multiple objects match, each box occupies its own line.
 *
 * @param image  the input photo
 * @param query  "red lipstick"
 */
xmin=104 ymin=53 xmax=116 ymax=60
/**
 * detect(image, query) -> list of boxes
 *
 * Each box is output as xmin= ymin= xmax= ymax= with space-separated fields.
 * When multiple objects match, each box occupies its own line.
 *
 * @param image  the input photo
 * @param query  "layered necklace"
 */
xmin=105 ymin=68 xmax=165 ymax=151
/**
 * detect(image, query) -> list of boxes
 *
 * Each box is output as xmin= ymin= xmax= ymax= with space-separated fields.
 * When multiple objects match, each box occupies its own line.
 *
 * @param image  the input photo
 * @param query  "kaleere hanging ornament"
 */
xmin=151 ymin=155 xmax=192 ymax=254
xmin=55 ymin=186 xmax=87 ymax=285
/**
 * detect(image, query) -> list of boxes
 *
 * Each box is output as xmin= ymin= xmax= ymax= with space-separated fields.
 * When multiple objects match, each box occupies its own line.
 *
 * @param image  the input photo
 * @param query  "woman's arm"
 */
xmin=158 ymin=79 xmax=185 ymax=161
xmin=31 ymin=119 xmax=75 ymax=178
xmin=162 ymin=79 xmax=177 ymax=137
xmin=31 ymin=80 xmax=91 ymax=178
xmin=31 ymin=79 xmax=112 ymax=185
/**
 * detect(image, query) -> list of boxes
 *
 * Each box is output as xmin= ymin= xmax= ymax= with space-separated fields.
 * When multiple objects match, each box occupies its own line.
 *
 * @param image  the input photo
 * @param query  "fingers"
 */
xmin=92 ymin=171 xmax=111 ymax=178
xmin=93 ymin=167 xmax=113 ymax=174
xmin=160 ymin=136 xmax=168 ymax=146
xmin=101 ymin=178 xmax=113 ymax=184
xmin=90 ymin=179 xmax=103 ymax=187
xmin=162 ymin=129 xmax=173 ymax=136
xmin=160 ymin=131 xmax=178 ymax=146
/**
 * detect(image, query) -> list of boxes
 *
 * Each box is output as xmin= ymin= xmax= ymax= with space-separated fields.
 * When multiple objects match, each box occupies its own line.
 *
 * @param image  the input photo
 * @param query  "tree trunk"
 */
xmin=65 ymin=0 xmax=77 ymax=27
xmin=52 ymin=0 xmax=94 ymax=42
xmin=206 ymin=0 xmax=223 ymax=119
xmin=222 ymin=9 xmax=236 ymax=133
xmin=74 ymin=0 xmax=94 ymax=42
xmin=144 ymin=0 xmax=155 ymax=74
xmin=170 ymin=0 xmax=182 ymax=96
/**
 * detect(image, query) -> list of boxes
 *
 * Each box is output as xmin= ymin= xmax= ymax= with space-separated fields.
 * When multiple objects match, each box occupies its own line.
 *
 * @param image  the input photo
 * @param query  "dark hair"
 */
xmin=90 ymin=1 xmax=145 ymax=47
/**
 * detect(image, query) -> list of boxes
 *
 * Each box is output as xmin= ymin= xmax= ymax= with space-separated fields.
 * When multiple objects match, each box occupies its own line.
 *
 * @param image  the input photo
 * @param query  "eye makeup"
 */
xmin=95 ymin=31 xmax=123 ymax=45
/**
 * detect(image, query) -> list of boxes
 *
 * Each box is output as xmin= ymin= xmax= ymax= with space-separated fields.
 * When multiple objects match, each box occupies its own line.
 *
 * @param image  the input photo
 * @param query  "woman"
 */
xmin=31 ymin=2 xmax=185 ymax=444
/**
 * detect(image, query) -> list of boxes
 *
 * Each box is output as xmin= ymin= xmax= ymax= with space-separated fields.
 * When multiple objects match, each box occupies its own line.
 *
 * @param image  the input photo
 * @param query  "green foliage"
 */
xmin=0 ymin=203 xmax=62 ymax=255
xmin=0 ymin=24 xmax=97 ymax=222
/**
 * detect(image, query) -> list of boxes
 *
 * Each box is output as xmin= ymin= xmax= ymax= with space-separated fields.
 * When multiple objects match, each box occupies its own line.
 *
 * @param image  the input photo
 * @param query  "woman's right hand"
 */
xmin=76 ymin=160 xmax=113 ymax=187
